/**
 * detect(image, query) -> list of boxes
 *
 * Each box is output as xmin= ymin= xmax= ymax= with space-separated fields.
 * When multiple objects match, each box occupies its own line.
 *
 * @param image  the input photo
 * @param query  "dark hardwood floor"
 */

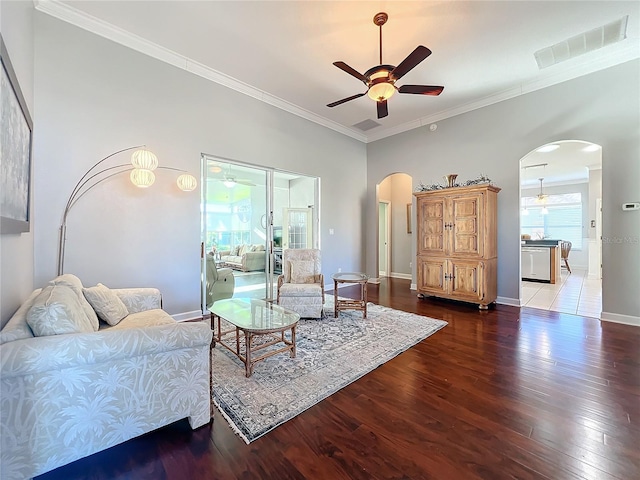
xmin=37 ymin=278 xmax=640 ymax=480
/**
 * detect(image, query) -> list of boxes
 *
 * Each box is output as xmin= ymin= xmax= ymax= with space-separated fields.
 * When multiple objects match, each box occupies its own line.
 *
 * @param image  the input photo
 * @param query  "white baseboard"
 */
xmin=600 ymin=311 xmax=640 ymax=327
xmin=496 ymin=296 xmax=521 ymax=307
xmin=173 ymin=310 xmax=203 ymax=322
xmin=367 ymin=278 xmax=381 ymax=285
xmin=389 ymin=272 xmax=412 ymax=280
xmin=410 ymin=283 xmax=417 ymax=291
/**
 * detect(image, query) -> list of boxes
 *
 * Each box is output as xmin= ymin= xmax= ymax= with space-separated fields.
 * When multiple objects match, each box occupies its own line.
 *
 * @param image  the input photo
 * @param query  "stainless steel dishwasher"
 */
xmin=521 ymin=246 xmax=551 ymax=281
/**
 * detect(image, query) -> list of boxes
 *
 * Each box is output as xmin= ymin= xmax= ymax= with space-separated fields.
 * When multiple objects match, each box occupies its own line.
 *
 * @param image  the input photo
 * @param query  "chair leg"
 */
xmin=564 ymin=258 xmax=571 ymax=273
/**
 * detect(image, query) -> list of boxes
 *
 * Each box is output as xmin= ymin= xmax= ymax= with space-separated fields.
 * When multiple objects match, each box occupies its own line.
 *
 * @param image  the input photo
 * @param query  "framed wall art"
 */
xmin=1 ymin=33 xmax=33 ymax=234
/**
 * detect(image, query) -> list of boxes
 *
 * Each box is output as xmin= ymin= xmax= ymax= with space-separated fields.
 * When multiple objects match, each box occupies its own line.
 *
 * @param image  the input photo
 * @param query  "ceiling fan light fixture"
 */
xmin=223 ymin=180 xmax=236 ymax=188
xmin=367 ymin=80 xmax=396 ymax=102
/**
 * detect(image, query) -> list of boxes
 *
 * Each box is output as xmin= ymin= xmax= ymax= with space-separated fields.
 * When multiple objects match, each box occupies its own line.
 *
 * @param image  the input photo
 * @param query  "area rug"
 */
xmin=211 ymin=299 xmax=447 ymax=443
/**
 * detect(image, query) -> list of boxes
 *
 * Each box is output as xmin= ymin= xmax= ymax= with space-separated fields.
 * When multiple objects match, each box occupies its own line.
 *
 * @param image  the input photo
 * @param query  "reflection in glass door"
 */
xmin=201 ymin=156 xmax=319 ymax=311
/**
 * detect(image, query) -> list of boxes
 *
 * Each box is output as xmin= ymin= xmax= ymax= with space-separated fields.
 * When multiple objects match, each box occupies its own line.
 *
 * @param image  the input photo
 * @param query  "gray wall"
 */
xmin=366 ymin=60 xmax=640 ymax=319
xmin=0 ymin=1 xmax=35 ymax=327
xmin=32 ymin=14 xmax=366 ymax=316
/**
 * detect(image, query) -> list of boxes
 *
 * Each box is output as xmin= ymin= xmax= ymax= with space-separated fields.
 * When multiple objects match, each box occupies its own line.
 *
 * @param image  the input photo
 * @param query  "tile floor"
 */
xmin=521 ymin=267 xmax=602 ymax=318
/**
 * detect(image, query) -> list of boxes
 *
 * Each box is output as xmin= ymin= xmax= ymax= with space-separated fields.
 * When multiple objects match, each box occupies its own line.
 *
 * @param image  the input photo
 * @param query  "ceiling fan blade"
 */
xmin=377 ymin=100 xmax=388 ymax=119
xmin=398 ymin=85 xmax=444 ymax=96
xmin=390 ymin=46 xmax=432 ymax=80
xmin=333 ymin=61 xmax=368 ymax=83
xmin=327 ymin=92 xmax=366 ymax=108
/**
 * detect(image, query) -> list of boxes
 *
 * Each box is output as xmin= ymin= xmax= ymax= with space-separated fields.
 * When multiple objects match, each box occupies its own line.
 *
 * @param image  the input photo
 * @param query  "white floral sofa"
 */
xmin=0 ymin=274 xmax=212 ymax=480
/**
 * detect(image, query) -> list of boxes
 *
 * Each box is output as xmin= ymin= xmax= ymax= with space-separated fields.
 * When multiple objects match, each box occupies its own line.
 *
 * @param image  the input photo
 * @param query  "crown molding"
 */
xmin=35 ymin=0 xmax=638 ymax=145
xmin=34 ymin=0 xmax=367 ymax=143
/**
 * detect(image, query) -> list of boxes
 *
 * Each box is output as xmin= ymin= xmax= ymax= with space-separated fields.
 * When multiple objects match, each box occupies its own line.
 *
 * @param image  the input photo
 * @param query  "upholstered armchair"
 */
xmin=206 ymin=253 xmax=235 ymax=308
xmin=277 ymin=249 xmax=324 ymax=319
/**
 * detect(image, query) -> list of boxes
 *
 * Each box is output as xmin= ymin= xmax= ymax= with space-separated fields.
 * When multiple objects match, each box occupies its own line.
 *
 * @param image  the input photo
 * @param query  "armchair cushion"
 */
xmin=279 ymin=283 xmax=323 ymax=297
xmin=27 ymin=285 xmax=97 ymax=336
xmin=83 ymin=283 xmax=129 ymax=326
xmin=290 ymin=260 xmax=316 ymax=284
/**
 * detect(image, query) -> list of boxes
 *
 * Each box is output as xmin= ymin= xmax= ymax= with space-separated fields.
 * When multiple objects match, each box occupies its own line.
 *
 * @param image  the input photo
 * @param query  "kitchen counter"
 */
xmin=522 ymin=239 xmax=562 ymax=246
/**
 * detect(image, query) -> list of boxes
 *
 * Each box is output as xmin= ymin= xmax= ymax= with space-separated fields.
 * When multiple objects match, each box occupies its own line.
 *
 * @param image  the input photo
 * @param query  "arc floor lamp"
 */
xmin=57 ymin=145 xmax=197 ymax=275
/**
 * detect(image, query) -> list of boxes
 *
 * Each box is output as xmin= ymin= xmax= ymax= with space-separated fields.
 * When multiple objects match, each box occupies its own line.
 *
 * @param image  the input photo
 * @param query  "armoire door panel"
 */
xmin=417 ymin=257 xmax=447 ymax=295
xmin=449 ymin=260 xmax=481 ymax=300
xmin=451 ymin=194 xmax=483 ymax=257
xmin=418 ymin=198 xmax=445 ymax=255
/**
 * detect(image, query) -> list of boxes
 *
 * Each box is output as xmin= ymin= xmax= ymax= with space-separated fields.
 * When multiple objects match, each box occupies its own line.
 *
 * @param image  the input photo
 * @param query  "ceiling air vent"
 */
xmin=352 ymin=119 xmax=382 ymax=131
xmin=534 ymin=15 xmax=629 ymax=69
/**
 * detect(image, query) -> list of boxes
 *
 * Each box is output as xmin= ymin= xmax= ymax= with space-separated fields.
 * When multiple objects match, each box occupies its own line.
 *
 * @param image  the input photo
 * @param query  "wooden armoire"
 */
xmin=414 ymin=184 xmax=500 ymax=309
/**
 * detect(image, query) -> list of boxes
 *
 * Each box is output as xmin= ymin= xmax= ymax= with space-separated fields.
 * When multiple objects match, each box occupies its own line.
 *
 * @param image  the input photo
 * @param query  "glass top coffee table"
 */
xmin=209 ymin=298 xmax=300 ymax=377
xmin=332 ymin=272 xmax=369 ymax=318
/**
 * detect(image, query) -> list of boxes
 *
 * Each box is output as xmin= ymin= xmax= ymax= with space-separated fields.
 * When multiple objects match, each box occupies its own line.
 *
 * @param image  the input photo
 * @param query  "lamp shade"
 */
xmin=177 ymin=173 xmax=197 ymax=191
xmin=367 ymin=82 xmax=396 ymax=102
xmin=131 ymin=148 xmax=158 ymax=170
xmin=130 ymin=168 xmax=156 ymax=188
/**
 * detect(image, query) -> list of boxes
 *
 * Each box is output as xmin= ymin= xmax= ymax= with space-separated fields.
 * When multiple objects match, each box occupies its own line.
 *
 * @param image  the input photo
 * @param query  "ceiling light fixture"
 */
xmin=582 ymin=144 xmax=600 ymax=152
xmin=535 ymin=177 xmax=548 ymax=204
xmin=223 ymin=180 xmax=236 ymax=188
xmin=536 ymin=144 xmax=560 ymax=153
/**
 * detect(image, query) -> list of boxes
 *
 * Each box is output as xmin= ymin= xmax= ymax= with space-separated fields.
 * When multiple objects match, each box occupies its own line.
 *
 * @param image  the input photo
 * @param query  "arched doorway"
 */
xmin=519 ymin=140 xmax=602 ymax=318
xmin=376 ymin=173 xmax=413 ymax=284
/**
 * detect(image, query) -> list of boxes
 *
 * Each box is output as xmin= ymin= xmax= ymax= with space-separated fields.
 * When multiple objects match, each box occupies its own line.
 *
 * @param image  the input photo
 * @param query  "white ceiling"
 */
xmin=521 ymin=141 xmax=602 ymax=188
xmin=39 ymin=1 xmax=639 ymax=143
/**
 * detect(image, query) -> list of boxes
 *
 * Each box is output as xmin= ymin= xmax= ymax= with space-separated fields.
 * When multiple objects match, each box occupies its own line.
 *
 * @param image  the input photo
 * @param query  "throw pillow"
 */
xmin=27 ymin=285 xmax=96 ymax=337
xmin=290 ymin=260 xmax=316 ymax=284
xmin=49 ymin=273 xmax=100 ymax=331
xmin=82 ymin=283 xmax=129 ymax=326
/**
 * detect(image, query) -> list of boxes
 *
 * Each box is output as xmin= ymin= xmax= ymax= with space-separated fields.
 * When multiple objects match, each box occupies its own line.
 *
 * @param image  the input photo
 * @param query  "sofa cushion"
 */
xmin=50 ymin=274 xmax=100 ymax=331
xmin=82 ymin=283 xmax=129 ymax=326
xmin=290 ymin=260 xmax=316 ymax=284
xmin=101 ymin=308 xmax=174 ymax=330
xmin=0 ymin=289 xmax=41 ymax=344
xmin=27 ymin=285 xmax=97 ymax=336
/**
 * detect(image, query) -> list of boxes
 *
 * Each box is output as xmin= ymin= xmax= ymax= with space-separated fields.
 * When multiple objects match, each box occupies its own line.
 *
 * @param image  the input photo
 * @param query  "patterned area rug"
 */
xmin=211 ymin=299 xmax=447 ymax=443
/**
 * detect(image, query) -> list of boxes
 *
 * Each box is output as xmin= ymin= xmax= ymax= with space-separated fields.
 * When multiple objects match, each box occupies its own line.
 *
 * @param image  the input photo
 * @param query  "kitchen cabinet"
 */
xmin=414 ymin=184 xmax=500 ymax=309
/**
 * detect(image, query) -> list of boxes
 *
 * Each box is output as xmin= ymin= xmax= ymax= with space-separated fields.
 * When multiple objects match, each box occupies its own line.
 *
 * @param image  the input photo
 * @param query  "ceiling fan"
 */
xmin=207 ymin=160 xmax=256 ymax=187
xmin=327 ymin=12 xmax=444 ymax=119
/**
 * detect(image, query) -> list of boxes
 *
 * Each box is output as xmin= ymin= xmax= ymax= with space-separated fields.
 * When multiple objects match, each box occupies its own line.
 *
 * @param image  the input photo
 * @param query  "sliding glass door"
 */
xmin=201 ymin=156 xmax=319 ymax=311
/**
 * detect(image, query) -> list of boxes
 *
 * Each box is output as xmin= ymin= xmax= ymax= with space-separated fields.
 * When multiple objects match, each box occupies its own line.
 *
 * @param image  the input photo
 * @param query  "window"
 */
xmin=521 ymin=193 xmax=582 ymax=249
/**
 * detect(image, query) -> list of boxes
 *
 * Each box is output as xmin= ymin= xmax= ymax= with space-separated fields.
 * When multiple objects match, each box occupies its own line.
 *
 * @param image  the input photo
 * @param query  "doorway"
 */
xmin=378 ymin=201 xmax=391 ymax=277
xmin=375 ymin=173 xmax=413 ymax=283
xmin=201 ymin=156 xmax=319 ymax=311
xmin=519 ymin=140 xmax=602 ymax=318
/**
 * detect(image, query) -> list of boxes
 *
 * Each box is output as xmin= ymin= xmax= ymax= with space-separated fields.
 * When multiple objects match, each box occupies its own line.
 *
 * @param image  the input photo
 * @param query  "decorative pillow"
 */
xmin=232 ymin=245 xmax=241 ymax=256
xmin=290 ymin=260 xmax=316 ymax=284
xmin=49 ymin=274 xmax=100 ymax=331
xmin=27 ymin=285 xmax=96 ymax=337
xmin=253 ymin=244 xmax=265 ymax=251
xmin=82 ymin=283 xmax=129 ymax=326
